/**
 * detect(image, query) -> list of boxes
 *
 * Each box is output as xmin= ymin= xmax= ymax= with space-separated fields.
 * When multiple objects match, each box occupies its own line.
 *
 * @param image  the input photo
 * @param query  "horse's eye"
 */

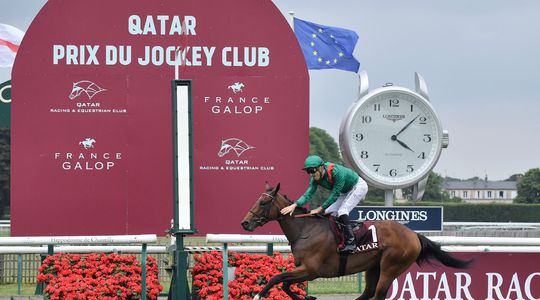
xmin=260 ymin=200 xmax=271 ymax=206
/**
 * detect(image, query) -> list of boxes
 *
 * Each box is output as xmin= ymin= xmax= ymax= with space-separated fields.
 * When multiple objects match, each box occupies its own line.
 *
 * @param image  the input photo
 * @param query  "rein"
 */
xmin=249 ymin=191 xmax=322 ymax=247
xmin=248 ymin=192 xmax=282 ymax=225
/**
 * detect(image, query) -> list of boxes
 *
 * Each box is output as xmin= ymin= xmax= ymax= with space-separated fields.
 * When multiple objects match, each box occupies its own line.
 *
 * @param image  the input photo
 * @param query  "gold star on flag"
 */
xmin=312 ymin=33 xmax=317 ymax=38
xmin=310 ymin=41 xmax=315 ymax=47
xmin=325 ymin=60 xmax=331 ymax=65
xmin=312 ymin=50 xmax=318 ymax=56
xmin=333 ymin=58 xmax=338 ymax=63
xmin=338 ymin=52 xmax=344 ymax=57
xmin=318 ymin=28 xmax=323 ymax=33
xmin=317 ymin=57 xmax=323 ymax=63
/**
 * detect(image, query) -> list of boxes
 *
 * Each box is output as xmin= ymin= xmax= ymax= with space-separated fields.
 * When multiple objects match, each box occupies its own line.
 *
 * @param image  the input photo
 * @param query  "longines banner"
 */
xmin=11 ymin=0 xmax=308 ymax=236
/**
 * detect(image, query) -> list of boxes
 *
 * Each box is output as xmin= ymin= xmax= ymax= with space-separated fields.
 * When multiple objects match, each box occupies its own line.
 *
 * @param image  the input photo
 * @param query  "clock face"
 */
xmin=341 ymin=87 xmax=443 ymax=189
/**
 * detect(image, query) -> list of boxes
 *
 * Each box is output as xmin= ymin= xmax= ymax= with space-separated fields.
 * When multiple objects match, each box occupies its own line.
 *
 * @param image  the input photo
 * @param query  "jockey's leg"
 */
xmin=338 ymin=214 xmax=357 ymax=253
xmin=336 ymin=181 xmax=368 ymax=253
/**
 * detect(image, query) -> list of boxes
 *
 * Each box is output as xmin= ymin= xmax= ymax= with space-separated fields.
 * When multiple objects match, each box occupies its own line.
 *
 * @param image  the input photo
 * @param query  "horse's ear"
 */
xmin=273 ymin=183 xmax=281 ymax=196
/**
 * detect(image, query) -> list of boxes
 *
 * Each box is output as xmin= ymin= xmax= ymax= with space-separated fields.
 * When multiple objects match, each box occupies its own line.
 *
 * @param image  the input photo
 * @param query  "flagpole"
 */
xmin=288 ymin=11 xmax=295 ymax=30
xmin=175 ymin=47 xmax=180 ymax=80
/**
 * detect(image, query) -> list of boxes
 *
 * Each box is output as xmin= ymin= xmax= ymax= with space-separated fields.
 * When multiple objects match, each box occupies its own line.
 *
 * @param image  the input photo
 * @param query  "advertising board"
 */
xmin=11 ymin=0 xmax=308 ymax=236
xmin=389 ymin=252 xmax=540 ymax=300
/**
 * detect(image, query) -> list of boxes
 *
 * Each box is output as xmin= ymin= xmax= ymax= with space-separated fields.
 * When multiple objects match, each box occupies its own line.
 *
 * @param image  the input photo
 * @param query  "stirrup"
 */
xmin=338 ymin=243 xmax=357 ymax=253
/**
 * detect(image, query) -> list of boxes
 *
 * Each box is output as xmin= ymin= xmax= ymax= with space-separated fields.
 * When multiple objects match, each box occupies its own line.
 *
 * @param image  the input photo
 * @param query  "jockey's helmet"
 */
xmin=303 ymin=155 xmax=324 ymax=169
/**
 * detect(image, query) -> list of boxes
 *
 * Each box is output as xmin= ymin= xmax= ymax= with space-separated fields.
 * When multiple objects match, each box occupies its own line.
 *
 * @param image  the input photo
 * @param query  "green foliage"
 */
xmin=423 ymin=172 xmax=447 ymax=201
xmin=443 ymin=203 xmax=540 ymax=222
xmin=505 ymin=173 xmax=523 ymax=181
xmin=0 ymin=128 xmax=9 ymax=219
xmin=0 ymin=128 xmax=8 ymax=181
xmin=515 ymin=168 xmax=540 ymax=203
xmin=308 ymin=127 xmax=342 ymax=164
xmin=401 ymin=172 xmax=450 ymax=202
xmin=307 ymin=127 xmax=342 ymax=208
xmin=365 ymin=187 xmax=384 ymax=202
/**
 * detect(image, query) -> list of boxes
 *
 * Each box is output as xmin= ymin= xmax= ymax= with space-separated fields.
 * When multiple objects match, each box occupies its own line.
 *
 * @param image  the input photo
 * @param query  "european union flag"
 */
xmin=294 ymin=18 xmax=360 ymax=73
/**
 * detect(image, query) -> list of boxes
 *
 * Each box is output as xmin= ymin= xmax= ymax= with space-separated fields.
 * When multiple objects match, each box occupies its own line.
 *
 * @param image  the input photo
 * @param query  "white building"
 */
xmin=443 ymin=179 xmax=518 ymax=204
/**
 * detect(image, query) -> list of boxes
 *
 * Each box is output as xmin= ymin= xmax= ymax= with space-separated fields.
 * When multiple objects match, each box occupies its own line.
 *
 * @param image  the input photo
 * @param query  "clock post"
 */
xmin=340 ymin=71 xmax=449 ymax=205
xmin=384 ymin=190 xmax=394 ymax=206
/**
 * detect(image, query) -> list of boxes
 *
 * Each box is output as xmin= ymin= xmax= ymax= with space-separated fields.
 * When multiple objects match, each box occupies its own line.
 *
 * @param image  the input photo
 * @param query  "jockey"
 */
xmin=280 ymin=155 xmax=368 ymax=253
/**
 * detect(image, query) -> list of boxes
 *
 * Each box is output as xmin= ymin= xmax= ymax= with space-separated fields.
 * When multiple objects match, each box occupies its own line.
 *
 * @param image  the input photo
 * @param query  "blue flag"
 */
xmin=294 ymin=18 xmax=360 ymax=73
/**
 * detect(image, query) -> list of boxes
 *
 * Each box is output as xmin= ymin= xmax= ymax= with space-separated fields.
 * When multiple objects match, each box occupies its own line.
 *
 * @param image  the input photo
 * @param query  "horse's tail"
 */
xmin=416 ymin=234 xmax=473 ymax=269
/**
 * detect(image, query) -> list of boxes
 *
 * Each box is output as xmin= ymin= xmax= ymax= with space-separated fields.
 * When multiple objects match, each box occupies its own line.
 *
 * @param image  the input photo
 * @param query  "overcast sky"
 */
xmin=2 ymin=0 xmax=539 ymax=180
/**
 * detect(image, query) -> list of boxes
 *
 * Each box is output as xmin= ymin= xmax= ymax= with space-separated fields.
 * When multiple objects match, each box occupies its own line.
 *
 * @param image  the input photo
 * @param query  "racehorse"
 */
xmin=241 ymin=183 xmax=473 ymax=300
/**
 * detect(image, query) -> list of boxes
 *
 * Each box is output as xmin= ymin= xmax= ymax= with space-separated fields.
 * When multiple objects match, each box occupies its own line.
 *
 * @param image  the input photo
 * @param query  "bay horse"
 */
xmin=241 ymin=183 xmax=473 ymax=300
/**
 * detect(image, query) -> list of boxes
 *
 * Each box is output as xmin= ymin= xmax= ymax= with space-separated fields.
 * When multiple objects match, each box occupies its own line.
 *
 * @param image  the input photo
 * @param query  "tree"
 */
xmin=422 ymin=172 xmax=449 ymax=201
xmin=515 ymin=168 xmax=540 ymax=203
xmin=0 ymin=128 xmax=9 ymax=218
xmin=307 ymin=127 xmax=341 ymax=208
xmin=402 ymin=171 xmax=450 ymax=202
xmin=505 ymin=173 xmax=523 ymax=182
xmin=308 ymin=127 xmax=342 ymax=164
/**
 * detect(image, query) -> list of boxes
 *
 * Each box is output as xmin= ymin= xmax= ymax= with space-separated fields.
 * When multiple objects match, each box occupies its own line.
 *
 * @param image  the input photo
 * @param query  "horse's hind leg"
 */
xmin=355 ymin=265 xmax=380 ymax=300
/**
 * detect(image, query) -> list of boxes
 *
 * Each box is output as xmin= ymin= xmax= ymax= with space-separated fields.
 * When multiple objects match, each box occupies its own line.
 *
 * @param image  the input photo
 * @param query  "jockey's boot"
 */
xmin=338 ymin=214 xmax=357 ymax=253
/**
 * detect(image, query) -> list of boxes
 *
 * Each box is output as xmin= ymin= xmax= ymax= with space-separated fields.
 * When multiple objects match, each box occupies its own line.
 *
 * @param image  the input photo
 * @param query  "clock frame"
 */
xmin=340 ymin=71 xmax=448 ymax=197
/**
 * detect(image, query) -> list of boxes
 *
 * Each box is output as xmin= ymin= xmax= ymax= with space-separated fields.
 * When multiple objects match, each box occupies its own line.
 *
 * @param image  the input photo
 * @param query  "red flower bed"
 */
xmin=37 ymin=253 xmax=163 ymax=300
xmin=191 ymin=251 xmax=307 ymax=299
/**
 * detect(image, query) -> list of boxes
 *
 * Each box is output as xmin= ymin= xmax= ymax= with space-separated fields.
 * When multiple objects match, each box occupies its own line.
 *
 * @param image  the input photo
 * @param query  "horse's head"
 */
xmin=241 ymin=183 xmax=289 ymax=232
xmin=217 ymin=142 xmax=231 ymax=157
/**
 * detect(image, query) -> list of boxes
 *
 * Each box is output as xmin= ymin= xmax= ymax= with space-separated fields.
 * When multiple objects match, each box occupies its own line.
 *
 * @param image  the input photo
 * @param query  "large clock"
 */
xmin=339 ymin=71 xmax=448 ymax=198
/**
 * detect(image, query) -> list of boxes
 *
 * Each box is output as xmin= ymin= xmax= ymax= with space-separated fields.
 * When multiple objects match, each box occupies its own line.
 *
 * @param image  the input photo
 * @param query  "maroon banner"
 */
xmin=11 ymin=0 xmax=308 ymax=236
xmin=389 ymin=252 xmax=540 ymax=300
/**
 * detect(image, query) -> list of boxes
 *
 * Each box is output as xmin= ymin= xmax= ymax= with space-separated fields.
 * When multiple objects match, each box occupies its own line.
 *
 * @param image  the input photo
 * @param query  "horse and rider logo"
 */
xmin=218 ymin=138 xmax=255 ymax=157
xmin=69 ymin=80 xmax=106 ymax=100
xmin=227 ymin=82 xmax=245 ymax=94
xmin=79 ymin=138 xmax=96 ymax=149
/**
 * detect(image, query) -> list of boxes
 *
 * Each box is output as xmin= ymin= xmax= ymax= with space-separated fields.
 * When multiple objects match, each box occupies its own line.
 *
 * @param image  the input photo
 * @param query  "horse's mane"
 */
xmin=282 ymin=194 xmax=308 ymax=214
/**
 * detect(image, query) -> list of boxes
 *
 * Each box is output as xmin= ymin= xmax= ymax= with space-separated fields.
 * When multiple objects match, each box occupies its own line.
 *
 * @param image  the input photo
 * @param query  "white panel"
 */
xmin=176 ymin=85 xmax=191 ymax=230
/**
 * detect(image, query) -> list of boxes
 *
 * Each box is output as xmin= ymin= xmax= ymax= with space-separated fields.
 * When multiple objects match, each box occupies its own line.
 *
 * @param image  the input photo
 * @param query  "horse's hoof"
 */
xmin=253 ymin=294 xmax=261 ymax=300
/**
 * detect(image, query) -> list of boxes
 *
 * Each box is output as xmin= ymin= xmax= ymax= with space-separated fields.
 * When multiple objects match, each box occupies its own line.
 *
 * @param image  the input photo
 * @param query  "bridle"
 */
xmin=248 ymin=192 xmax=283 ymax=226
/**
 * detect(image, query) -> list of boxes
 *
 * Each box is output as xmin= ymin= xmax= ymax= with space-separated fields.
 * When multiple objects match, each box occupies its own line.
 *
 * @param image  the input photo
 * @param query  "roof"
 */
xmin=444 ymin=180 xmax=517 ymax=190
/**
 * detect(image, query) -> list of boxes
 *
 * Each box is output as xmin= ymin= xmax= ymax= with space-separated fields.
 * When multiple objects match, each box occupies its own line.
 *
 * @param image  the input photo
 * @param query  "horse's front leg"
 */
xmin=253 ymin=265 xmax=310 ymax=300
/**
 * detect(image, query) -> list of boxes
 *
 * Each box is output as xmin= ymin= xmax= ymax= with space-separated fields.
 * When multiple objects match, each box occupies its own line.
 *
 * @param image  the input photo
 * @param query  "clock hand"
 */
xmin=395 ymin=114 xmax=420 ymax=137
xmin=391 ymin=135 xmax=414 ymax=152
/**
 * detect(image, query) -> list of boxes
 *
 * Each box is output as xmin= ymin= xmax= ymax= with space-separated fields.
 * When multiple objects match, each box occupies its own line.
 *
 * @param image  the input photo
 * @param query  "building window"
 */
xmin=499 ymin=191 xmax=504 ymax=198
xmin=477 ymin=191 xmax=481 ymax=198
xmin=487 ymin=191 xmax=492 ymax=198
xmin=463 ymin=191 xmax=468 ymax=198
xmin=451 ymin=191 xmax=455 ymax=198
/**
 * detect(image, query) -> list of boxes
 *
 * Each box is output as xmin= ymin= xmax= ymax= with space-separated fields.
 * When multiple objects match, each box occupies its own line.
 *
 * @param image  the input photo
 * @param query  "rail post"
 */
xmin=141 ymin=243 xmax=147 ymax=300
xmin=222 ymin=242 xmax=229 ymax=300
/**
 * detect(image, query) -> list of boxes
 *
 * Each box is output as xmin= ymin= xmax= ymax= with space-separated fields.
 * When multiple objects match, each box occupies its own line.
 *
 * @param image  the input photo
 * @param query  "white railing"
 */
xmin=0 ymin=234 xmax=158 ymax=299
xmin=206 ymin=233 xmax=540 ymax=300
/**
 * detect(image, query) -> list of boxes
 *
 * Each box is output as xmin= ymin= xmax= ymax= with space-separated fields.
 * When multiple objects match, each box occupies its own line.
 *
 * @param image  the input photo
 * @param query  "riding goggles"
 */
xmin=305 ymin=167 xmax=318 ymax=174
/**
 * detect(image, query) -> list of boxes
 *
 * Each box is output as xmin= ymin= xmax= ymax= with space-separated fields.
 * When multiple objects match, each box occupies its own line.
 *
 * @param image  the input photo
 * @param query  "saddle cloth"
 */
xmin=328 ymin=216 xmax=378 ymax=253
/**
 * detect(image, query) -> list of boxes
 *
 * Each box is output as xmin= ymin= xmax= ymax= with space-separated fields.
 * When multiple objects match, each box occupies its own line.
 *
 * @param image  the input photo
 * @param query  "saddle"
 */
xmin=328 ymin=215 xmax=378 ymax=254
